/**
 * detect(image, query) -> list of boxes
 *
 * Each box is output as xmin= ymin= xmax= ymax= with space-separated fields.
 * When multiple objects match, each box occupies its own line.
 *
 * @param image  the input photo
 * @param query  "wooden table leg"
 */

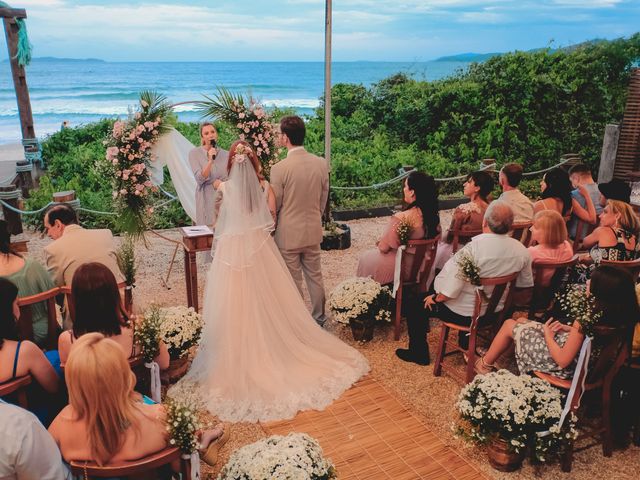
xmin=184 ymin=249 xmax=195 ymax=309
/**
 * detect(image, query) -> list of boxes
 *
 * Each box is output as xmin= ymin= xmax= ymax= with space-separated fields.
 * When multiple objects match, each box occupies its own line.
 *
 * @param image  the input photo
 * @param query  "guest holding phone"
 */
xmin=188 ymin=123 xmax=229 ymax=226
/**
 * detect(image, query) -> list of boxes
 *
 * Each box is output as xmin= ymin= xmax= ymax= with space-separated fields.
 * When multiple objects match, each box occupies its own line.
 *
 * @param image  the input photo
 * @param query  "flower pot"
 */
xmin=349 ymin=318 xmax=374 ymax=342
xmin=321 ymin=223 xmax=351 ymax=251
xmin=486 ymin=437 xmax=525 ymax=472
xmin=161 ymin=355 xmax=190 ymax=384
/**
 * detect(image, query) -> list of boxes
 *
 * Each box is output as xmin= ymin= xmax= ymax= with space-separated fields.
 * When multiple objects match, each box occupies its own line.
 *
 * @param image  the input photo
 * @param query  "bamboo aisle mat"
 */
xmin=262 ymin=376 xmax=487 ymax=479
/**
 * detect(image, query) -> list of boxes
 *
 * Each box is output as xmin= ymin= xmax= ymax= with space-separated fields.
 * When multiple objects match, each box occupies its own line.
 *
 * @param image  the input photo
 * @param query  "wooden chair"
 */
xmin=527 ymin=255 xmax=579 ymax=318
xmin=393 ymin=237 xmax=439 ymax=340
xmin=0 ymin=375 xmax=32 ymax=408
xmin=534 ymin=325 xmax=631 ymax=471
xmin=450 ymin=223 xmax=483 ymax=255
xmin=433 ymin=272 xmax=519 ymax=384
xmin=629 ymin=358 xmax=640 ymax=446
xmin=510 ymin=222 xmax=533 ymax=247
xmin=69 ymin=446 xmax=191 ymax=479
xmin=17 ymin=287 xmax=62 ymax=351
xmin=600 ymin=258 xmax=640 ymax=281
xmin=572 ymin=218 xmax=597 ymax=252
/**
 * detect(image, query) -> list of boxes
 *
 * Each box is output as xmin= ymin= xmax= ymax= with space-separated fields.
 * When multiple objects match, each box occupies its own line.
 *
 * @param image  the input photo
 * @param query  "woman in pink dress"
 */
xmin=357 ymin=171 xmax=440 ymax=285
xmin=528 ymin=210 xmax=574 ymax=284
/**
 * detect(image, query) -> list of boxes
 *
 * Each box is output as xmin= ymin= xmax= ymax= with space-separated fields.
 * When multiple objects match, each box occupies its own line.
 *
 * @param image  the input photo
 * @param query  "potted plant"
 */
xmin=328 ymin=277 xmax=392 ymax=342
xmin=455 ymin=370 xmax=577 ymax=471
xmin=217 ymin=433 xmax=336 ymax=480
xmin=157 ymin=306 xmax=203 ymax=382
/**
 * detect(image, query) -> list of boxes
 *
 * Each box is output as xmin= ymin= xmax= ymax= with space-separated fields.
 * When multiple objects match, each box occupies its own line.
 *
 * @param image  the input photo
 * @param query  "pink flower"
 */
xmin=239 ymin=112 xmax=245 ymax=119
xmin=140 ymin=100 xmax=149 ymax=108
xmin=120 ymin=188 xmax=127 ymax=195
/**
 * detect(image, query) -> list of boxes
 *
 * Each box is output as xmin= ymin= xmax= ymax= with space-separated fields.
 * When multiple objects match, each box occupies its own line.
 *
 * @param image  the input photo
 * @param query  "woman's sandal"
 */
xmin=474 ymin=356 xmax=496 ymax=375
xmin=201 ymin=424 xmax=230 ymax=467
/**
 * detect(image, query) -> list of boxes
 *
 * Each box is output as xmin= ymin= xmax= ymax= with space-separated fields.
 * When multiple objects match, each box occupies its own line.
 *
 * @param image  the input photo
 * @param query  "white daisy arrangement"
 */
xmin=157 ymin=306 xmax=203 ymax=360
xmin=217 ymin=433 xmax=336 ymax=480
xmin=328 ymin=277 xmax=392 ymax=325
xmin=455 ymin=370 xmax=577 ymax=462
xmin=164 ymin=397 xmax=202 ymax=454
xmin=134 ymin=304 xmax=162 ymax=362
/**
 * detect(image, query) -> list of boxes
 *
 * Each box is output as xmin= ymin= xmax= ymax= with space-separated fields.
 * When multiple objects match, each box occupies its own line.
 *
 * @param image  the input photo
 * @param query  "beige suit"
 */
xmin=270 ymin=147 xmax=329 ymax=324
xmin=44 ymin=224 xmax=124 ymax=287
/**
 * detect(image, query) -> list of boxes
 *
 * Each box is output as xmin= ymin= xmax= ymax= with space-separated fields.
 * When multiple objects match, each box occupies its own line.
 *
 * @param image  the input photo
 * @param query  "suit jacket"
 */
xmin=44 ymin=224 xmax=124 ymax=286
xmin=188 ymin=146 xmax=229 ymax=225
xmin=270 ymin=147 xmax=329 ymax=250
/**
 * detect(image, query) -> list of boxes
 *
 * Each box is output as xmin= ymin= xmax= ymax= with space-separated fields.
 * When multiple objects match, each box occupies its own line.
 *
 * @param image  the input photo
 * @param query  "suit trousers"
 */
xmin=280 ymin=244 xmax=327 ymax=324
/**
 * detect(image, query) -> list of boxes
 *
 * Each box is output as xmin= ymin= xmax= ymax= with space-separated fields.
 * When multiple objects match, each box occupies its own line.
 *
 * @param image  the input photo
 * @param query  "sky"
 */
xmin=0 ymin=0 xmax=639 ymax=62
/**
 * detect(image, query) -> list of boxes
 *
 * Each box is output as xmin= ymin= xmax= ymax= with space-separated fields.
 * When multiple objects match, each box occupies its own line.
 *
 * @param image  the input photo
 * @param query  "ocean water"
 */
xmin=0 ymin=60 xmax=471 ymax=145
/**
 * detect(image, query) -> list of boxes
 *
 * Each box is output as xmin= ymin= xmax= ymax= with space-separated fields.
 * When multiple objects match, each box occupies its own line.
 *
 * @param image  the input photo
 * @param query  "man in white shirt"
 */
xmin=0 ymin=400 xmax=70 ymax=480
xmin=396 ymin=202 xmax=534 ymax=365
xmin=497 ymin=163 xmax=534 ymax=223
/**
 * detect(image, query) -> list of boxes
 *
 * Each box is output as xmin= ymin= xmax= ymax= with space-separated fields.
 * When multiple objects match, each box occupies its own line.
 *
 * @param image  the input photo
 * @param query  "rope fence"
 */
xmin=331 ymin=157 xmax=571 ymax=191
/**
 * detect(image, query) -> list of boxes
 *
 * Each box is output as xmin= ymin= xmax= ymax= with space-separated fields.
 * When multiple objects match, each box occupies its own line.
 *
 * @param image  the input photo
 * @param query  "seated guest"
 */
xmin=50 ymin=333 xmax=227 ymax=467
xmin=581 ymin=199 xmax=640 ymax=264
xmin=533 ymin=168 xmax=573 ymax=217
xmin=396 ymin=202 xmax=533 ymax=365
xmin=476 ymin=265 xmax=639 ymax=377
xmin=0 ymin=220 xmax=56 ymax=347
xmin=0 ymin=400 xmax=69 ymax=479
xmin=357 ymin=171 xmax=440 ymax=285
xmin=430 ymin=171 xmax=493 ymax=285
xmin=497 ymin=163 xmax=534 ymax=223
xmin=598 ymin=178 xmax=631 ymax=207
xmin=43 ymin=203 xmax=124 ymax=287
xmin=568 ymin=164 xmax=603 ymax=239
xmin=528 ymin=210 xmax=574 ymax=286
xmin=58 ymin=263 xmax=169 ymax=369
xmin=0 ymin=278 xmax=60 ymax=425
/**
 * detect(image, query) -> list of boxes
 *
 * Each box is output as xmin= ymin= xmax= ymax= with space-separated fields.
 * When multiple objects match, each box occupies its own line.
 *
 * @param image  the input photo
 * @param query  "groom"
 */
xmin=271 ymin=115 xmax=329 ymax=326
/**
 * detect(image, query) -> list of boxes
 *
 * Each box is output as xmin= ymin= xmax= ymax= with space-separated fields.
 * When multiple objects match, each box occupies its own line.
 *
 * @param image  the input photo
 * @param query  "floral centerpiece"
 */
xmin=217 ymin=433 xmax=336 ymax=480
xmin=455 ymin=370 xmax=577 ymax=470
xmin=158 ymin=306 xmax=203 ymax=360
xmin=104 ymin=91 xmax=173 ymax=236
xmin=196 ymin=87 xmax=278 ymax=177
xmin=328 ymin=277 xmax=392 ymax=342
xmin=555 ymin=284 xmax=602 ymax=337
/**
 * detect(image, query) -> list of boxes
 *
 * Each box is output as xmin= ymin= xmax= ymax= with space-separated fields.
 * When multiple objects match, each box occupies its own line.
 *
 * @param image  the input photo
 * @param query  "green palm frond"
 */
xmin=139 ymin=90 xmax=174 ymax=133
xmin=195 ymin=87 xmax=246 ymax=122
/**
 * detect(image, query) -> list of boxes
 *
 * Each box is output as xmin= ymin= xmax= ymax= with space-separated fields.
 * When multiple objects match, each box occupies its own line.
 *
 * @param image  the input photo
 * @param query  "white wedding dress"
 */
xmin=170 ymin=156 xmax=369 ymax=423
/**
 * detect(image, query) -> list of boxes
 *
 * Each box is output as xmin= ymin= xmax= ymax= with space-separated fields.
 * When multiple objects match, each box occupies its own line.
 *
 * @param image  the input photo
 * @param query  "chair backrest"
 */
xmin=471 ymin=271 xmax=520 ymax=324
xmin=450 ymin=217 xmax=483 ymax=254
xmin=17 ymin=287 xmax=61 ymax=351
xmin=403 ymin=237 xmax=439 ymax=291
xmin=510 ymin=222 xmax=533 ymax=247
xmin=585 ymin=325 xmax=631 ymax=389
xmin=0 ymin=375 xmax=32 ymax=406
xmin=69 ymin=446 xmax=191 ymax=478
xmin=600 ymin=258 xmax=640 ymax=281
xmin=529 ymin=255 xmax=579 ymax=316
xmin=572 ymin=218 xmax=597 ymax=251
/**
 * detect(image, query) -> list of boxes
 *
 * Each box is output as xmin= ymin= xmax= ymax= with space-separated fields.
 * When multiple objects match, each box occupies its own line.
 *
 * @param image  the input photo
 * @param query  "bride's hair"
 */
xmin=227 ymin=140 xmax=263 ymax=179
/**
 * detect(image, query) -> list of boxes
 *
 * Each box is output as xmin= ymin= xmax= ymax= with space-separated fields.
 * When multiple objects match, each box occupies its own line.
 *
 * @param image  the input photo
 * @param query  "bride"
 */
xmin=170 ymin=140 xmax=369 ymax=423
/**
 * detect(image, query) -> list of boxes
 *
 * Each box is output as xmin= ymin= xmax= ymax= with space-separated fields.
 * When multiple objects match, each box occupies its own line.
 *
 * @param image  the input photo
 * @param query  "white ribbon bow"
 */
xmin=392 ymin=245 xmax=406 ymax=298
xmin=182 ymin=452 xmax=201 ymax=480
xmin=144 ymin=361 xmax=162 ymax=403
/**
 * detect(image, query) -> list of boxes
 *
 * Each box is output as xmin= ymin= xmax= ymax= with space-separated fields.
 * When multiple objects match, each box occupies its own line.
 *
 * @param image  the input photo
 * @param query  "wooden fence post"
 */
xmin=0 ymin=185 xmax=23 ymax=234
xmin=14 ymin=161 xmax=34 ymax=198
xmin=597 ymin=124 xmax=620 ymax=183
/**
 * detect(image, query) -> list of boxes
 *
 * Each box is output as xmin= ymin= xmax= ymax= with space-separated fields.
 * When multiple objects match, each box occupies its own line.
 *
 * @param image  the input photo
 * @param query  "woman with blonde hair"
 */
xmin=528 ymin=210 xmax=574 ymax=286
xmin=582 ymin=199 xmax=640 ymax=264
xmin=49 ymin=333 xmax=228 ymax=467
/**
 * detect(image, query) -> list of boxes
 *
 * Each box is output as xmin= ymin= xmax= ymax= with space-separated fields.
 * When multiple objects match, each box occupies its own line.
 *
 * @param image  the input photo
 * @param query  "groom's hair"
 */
xmin=280 ymin=116 xmax=305 ymax=146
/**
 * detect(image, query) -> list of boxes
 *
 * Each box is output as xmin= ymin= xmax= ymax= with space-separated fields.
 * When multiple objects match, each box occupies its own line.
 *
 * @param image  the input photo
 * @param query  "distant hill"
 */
xmin=434 ymin=52 xmax=501 ymax=62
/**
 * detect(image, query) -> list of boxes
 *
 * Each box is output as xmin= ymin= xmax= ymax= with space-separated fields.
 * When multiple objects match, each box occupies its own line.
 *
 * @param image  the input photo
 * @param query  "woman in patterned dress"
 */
xmin=475 ymin=265 xmax=639 ymax=378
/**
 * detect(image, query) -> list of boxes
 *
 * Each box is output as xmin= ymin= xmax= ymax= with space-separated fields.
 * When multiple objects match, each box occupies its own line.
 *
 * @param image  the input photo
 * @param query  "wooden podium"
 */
xmin=180 ymin=226 xmax=213 ymax=311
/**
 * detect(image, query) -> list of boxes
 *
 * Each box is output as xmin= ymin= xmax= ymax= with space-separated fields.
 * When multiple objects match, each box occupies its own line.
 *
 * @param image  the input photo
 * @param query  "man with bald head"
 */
xmin=396 ymin=202 xmax=534 ymax=365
